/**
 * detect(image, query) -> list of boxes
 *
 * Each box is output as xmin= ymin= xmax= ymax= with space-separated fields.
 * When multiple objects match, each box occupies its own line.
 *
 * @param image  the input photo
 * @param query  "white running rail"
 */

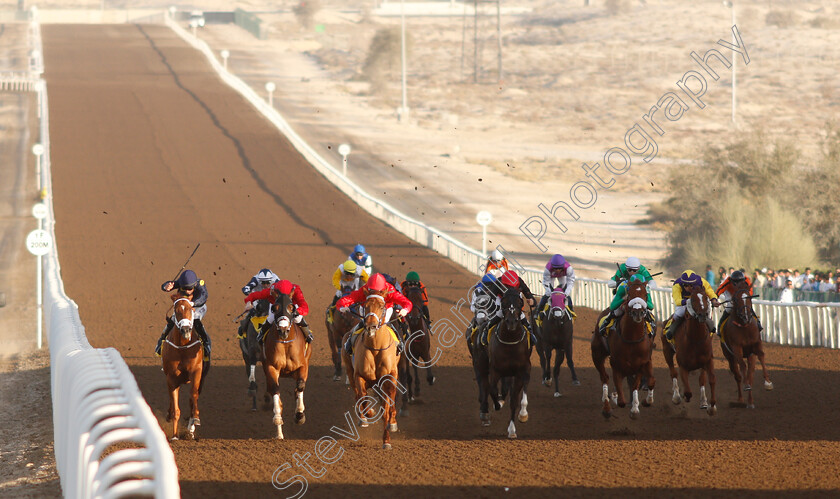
xmin=23 ymin=8 xmax=181 ymax=498
xmin=163 ymin=13 xmax=840 ymax=349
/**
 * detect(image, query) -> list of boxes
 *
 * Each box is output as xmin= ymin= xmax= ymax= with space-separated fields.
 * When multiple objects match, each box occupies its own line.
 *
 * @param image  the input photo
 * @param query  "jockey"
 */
xmin=537 ymin=254 xmax=576 ymax=320
xmin=330 ymin=259 xmax=369 ymax=307
xmin=485 ymin=249 xmax=509 ymax=277
xmin=155 ymin=270 xmax=211 ymax=359
xmin=716 ymin=269 xmax=764 ymax=334
xmin=338 ymin=273 xmax=412 ymax=355
xmin=349 ymin=244 xmax=373 ymax=276
xmin=598 ymin=273 xmax=656 ymax=338
xmin=244 ymin=279 xmax=314 ymax=343
xmin=381 ymin=272 xmax=403 ymax=293
xmin=608 ymin=257 xmax=653 ymax=294
xmin=479 ymin=270 xmax=537 ymax=347
xmin=236 ymin=268 xmax=279 ymax=339
xmin=468 ymin=274 xmax=501 ymax=342
xmin=401 ymin=271 xmax=431 ymax=326
xmin=664 ymin=270 xmax=720 ymax=340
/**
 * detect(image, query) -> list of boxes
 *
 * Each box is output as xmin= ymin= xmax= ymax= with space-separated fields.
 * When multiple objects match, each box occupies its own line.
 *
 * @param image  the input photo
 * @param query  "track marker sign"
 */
xmin=26 ymin=229 xmax=52 ymax=256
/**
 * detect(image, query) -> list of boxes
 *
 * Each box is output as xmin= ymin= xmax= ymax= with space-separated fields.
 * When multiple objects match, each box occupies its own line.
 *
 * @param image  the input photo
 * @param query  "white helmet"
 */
xmin=257 ymin=268 xmax=275 ymax=284
xmin=625 ymin=257 xmax=641 ymax=270
xmin=490 ymin=249 xmax=503 ymax=262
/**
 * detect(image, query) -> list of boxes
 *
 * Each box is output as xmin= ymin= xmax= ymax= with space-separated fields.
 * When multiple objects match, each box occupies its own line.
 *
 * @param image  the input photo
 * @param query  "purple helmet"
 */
xmin=679 ymin=270 xmax=702 ymax=287
xmin=548 ymin=254 xmax=568 ymax=270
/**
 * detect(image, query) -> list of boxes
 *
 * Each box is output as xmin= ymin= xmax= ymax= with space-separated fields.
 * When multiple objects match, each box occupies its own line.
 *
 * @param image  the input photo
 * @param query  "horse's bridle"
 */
xmin=173 ymin=297 xmax=194 ymax=335
xmin=364 ymin=294 xmax=387 ymax=334
xmin=497 ymin=290 xmax=526 ymax=345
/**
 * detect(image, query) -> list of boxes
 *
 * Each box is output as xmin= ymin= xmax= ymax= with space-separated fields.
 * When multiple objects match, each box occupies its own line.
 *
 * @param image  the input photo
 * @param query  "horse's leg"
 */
xmin=542 ymin=344 xmax=552 ymax=386
xmin=756 ymin=343 xmax=774 ymax=390
xmin=642 ymin=354 xmax=655 ymax=407
xmin=508 ymin=375 xmax=525 ymax=439
xmin=629 ymin=370 xmax=642 ymax=419
xmin=745 ymin=354 xmax=756 ymax=408
xmin=265 ymin=366 xmax=284 ymax=439
xmin=294 ymin=369 xmax=307 ymax=425
xmin=474 ymin=361 xmax=491 ymax=426
xmin=565 ymin=332 xmax=580 ymax=385
xmin=552 ymin=347 xmax=563 ymax=397
xmin=382 ymin=373 xmax=398 ymax=450
xmin=327 ymin=324 xmax=342 ymax=382
xmin=412 ymin=363 xmax=420 ymax=398
xmin=488 ymin=370 xmax=503 ymax=411
xmin=592 ymin=344 xmax=611 ymax=418
xmin=707 ymin=358 xmax=717 ymax=416
xmin=354 ymin=377 xmax=371 ymax=427
xmin=613 ymin=368 xmax=626 ymax=408
xmin=679 ymin=366 xmax=692 ymax=404
xmin=518 ymin=368 xmax=530 ymax=424
xmin=187 ymin=366 xmax=202 ymax=440
xmin=661 ymin=334 xmax=681 ymax=404
xmin=167 ymin=377 xmax=180 ymax=440
xmin=730 ymin=345 xmax=745 ymax=405
xmin=424 ymin=345 xmax=436 ymax=386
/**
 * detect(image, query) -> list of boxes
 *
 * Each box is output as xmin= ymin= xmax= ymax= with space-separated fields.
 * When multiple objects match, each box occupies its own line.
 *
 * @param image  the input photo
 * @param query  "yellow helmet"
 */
xmin=342 ymin=260 xmax=357 ymax=274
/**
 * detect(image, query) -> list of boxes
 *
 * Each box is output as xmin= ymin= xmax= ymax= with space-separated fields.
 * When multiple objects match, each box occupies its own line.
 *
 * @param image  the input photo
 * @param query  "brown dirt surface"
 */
xmin=43 ymin=24 xmax=840 ymax=498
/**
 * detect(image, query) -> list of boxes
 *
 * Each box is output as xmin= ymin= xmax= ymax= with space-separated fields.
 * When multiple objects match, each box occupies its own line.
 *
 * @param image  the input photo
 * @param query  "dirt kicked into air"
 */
xmin=43 ymin=24 xmax=840 ymax=498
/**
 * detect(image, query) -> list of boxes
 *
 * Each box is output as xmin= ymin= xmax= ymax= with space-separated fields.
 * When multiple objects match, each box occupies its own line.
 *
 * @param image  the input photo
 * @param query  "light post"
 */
xmin=265 ymin=81 xmax=276 ymax=107
xmin=723 ymin=0 xmax=736 ymax=126
xmin=476 ymin=211 xmax=492 ymax=258
xmin=338 ymin=143 xmax=351 ymax=176
xmin=32 ymin=143 xmax=44 ymax=193
xmin=220 ymin=49 xmax=230 ymax=71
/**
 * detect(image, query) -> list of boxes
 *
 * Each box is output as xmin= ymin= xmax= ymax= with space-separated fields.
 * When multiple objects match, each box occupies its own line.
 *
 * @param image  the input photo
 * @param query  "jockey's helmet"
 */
xmin=342 ymin=260 xmax=357 ymax=275
xmin=625 ymin=256 xmax=641 ymax=271
xmin=257 ymin=268 xmax=274 ymax=284
xmin=500 ymin=270 xmax=520 ymax=288
xmin=679 ymin=270 xmax=701 ymax=287
xmin=549 ymin=254 xmax=568 ymax=269
xmin=178 ymin=270 xmax=198 ymax=290
xmin=481 ymin=274 xmax=497 ymax=285
xmin=272 ymin=279 xmax=294 ymax=295
xmin=366 ymin=273 xmax=388 ymax=292
xmin=489 ymin=249 xmax=504 ymax=263
xmin=731 ymin=270 xmax=746 ymax=283
xmin=353 ymin=244 xmax=366 ymax=255
xmin=406 ymin=271 xmax=420 ymax=282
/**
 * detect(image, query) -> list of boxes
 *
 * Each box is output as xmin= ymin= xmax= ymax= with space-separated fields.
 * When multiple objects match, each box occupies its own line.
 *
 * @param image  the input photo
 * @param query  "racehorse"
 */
xmin=161 ymin=293 xmax=205 ymax=440
xmin=719 ymin=281 xmax=774 ymax=408
xmin=488 ymin=287 xmax=532 ymax=439
xmin=262 ymin=290 xmax=312 ymax=439
xmin=662 ymin=284 xmax=717 ymax=416
xmin=590 ymin=279 xmax=655 ymax=419
xmin=341 ymin=293 xmax=403 ymax=449
xmin=325 ymin=302 xmax=360 ymax=382
xmin=538 ymin=288 xmax=579 ymax=397
xmin=400 ymin=285 xmax=436 ymax=409
xmin=238 ymin=300 xmax=268 ymax=411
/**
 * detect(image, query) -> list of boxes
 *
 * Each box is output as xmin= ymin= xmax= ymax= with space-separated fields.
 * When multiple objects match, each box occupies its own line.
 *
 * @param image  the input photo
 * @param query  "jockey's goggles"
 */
xmin=627 ymin=267 xmax=639 ymax=273
xmin=343 ymin=270 xmax=355 ymax=277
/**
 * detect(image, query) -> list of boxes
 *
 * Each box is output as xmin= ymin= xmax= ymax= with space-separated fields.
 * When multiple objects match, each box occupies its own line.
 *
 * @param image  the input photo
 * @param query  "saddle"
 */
xmin=481 ymin=323 xmax=531 ymax=349
xmin=602 ymin=314 xmax=655 ymax=339
xmin=238 ymin=315 xmax=267 ymax=339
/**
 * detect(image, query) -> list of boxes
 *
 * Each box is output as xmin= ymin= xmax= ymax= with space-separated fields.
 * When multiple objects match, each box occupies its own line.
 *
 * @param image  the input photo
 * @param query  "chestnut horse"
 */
xmin=720 ymin=281 xmax=774 ymax=408
xmin=341 ymin=293 xmax=404 ymax=449
xmin=539 ymin=288 xmax=579 ymax=397
xmin=262 ymin=290 xmax=312 ymax=439
xmin=400 ymin=285 xmax=437 ymax=408
xmin=591 ymin=279 xmax=655 ymax=419
xmin=488 ymin=287 xmax=532 ymax=439
xmin=662 ymin=284 xmax=717 ymax=416
xmin=325 ymin=303 xmax=360 ymax=382
xmin=161 ymin=294 xmax=204 ymax=440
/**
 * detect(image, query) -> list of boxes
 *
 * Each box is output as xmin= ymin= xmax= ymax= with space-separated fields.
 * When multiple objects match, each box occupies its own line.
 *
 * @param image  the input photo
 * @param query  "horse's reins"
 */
xmin=166 ymin=297 xmax=200 ymax=349
xmin=496 ymin=301 xmax=527 ymax=345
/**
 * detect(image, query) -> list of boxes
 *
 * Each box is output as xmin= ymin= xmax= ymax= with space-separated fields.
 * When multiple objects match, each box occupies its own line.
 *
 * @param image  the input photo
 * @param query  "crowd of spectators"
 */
xmin=705 ymin=265 xmax=840 ymax=303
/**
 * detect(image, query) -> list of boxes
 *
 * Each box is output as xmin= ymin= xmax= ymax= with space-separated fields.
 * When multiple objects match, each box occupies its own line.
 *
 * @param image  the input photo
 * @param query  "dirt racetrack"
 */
xmin=43 ymin=24 xmax=840 ymax=498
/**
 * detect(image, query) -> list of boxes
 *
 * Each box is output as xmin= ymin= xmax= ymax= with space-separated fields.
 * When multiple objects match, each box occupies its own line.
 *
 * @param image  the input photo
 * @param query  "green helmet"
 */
xmin=406 ymin=271 xmax=420 ymax=282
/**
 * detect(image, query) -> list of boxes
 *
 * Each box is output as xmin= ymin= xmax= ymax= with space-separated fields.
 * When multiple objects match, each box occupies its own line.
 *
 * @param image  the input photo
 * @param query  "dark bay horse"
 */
xmin=488 ymin=287 xmax=532 ymax=439
xmin=325 ymin=302 xmax=360 ymax=382
xmin=341 ymin=293 xmax=403 ymax=449
xmin=161 ymin=294 xmax=204 ymax=440
xmin=238 ymin=300 xmax=269 ymax=411
xmin=400 ymin=285 xmax=436 ymax=408
xmin=538 ymin=288 xmax=579 ymax=397
xmin=591 ymin=279 xmax=655 ymax=419
xmin=262 ymin=291 xmax=312 ymax=439
xmin=720 ymin=281 xmax=774 ymax=408
xmin=662 ymin=284 xmax=717 ymax=416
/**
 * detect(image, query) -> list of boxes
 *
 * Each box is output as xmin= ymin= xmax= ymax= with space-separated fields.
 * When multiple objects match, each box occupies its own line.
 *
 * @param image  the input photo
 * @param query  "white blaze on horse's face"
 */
xmin=174 ymin=297 xmax=194 ymax=338
xmin=365 ymin=294 xmax=386 ymax=334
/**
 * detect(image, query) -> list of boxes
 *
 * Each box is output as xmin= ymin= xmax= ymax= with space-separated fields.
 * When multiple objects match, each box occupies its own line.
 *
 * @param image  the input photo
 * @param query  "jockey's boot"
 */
xmin=753 ymin=311 xmax=765 ymax=332
xmin=599 ymin=310 xmax=615 ymax=337
xmin=236 ymin=317 xmax=249 ymax=340
xmin=195 ymin=320 xmax=211 ymax=360
xmin=423 ymin=305 xmax=432 ymax=328
xmin=522 ymin=318 xmax=538 ymax=347
xmin=155 ymin=319 xmax=174 ymax=357
xmin=299 ymin=317 xmax=314 ymax=343
xmin=344 ymin=324 xmax=361 ymax=355
xmin=257 ymin=320 xmax=272 ymax=345
xmin=665 ymin=316 xmax=684 ymax=341
xmin=481 ymin=315 xmax=501 ymax=346
xmin=646 ymin=311 xmax=657 ymax=336
xmin=717 ymin=310 xmax=730 ymax=336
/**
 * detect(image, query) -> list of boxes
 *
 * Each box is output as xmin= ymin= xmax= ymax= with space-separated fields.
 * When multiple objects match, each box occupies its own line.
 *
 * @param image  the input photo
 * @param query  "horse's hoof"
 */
xmin=602 ymin=410 xmax=611 ymax=419
xmin=642 ymin=399 xmax=651 ymax=407
xmin=708 ymin=405 xmax=717 ymax=416
xmin=542 ymin=378 xmax=551 ymax=387
xmin=295 ymin=412 xmax=306 ymax=425
xmin=700 ymin=403 xmax=709 ymax=410
xmin=498 ymin=400 xmax=505 ymax=409
xmin=554 ymin=392 xmax=562 ymax=398
xmin=359 ymin=418 xmax=369 ymax=428
xmin=193 ymin=418 xmax=201 ymax=427
xmin=389 ymin=423 xmax=398 ymax=432
xmin=428 ymin=376 xmax=436 ymax=386
xmin=333 ymin=375 xmax=342 ymax=382
xmin=382 ymin=443 xmax=392 ymax=450
xmin=518 ymin=414 xmax=528 ymax=423
xmin=169 ymin=436 xmax=179 ymax=441
xmin=672 ymin=393 xmax=681 ymax=405
xmin=572 ymin=380 xmax=581 ymax=386
xmin=399 ymin=408 xmax=409 ymax=417
xmin=744 ymin=385 xmax=752 ymax=392
xmin=764 ymin=381 xmax=774 ymax=391
xmin=747 ymin=403 xmax=755 ymax=409
xmin=630 ymin=410 xmax=639 ymax=420
xmin=507 ymin=433 xmax=517 ymax=439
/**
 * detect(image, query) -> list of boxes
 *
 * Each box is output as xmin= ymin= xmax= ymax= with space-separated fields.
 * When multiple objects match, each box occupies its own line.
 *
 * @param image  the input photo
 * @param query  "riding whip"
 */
xmin=171 ymin=243 xmax=201 ymax=281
